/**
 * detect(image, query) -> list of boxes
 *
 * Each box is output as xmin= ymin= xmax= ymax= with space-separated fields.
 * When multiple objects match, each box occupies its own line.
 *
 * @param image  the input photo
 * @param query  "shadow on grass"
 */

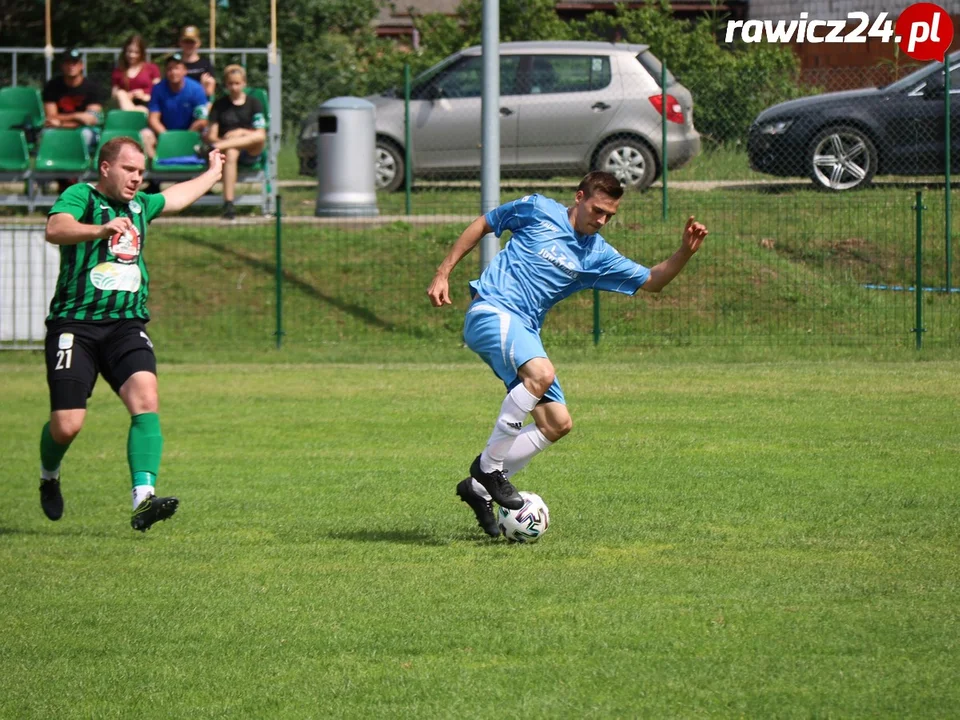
xmin=323 ymin=529 xmax=450 ymax=546
xmin=318 ymin=528 xmax=503 ymax=546
xmin=188 ymin=235 xmax=398 ymax=333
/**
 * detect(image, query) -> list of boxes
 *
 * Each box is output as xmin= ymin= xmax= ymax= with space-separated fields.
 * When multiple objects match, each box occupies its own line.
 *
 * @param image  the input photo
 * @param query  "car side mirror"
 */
xmin=426 ymin=85 xmax=444 ymax=102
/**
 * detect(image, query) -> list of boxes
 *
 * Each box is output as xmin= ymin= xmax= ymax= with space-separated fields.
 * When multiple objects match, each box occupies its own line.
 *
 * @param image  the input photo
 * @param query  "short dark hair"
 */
xmin=165 ymin=52 xmax=185 ymax=66
xmin=99 ymin=136 xmax=144 ymax=166
xmin=577 ymin=171 xmax=624 ymax=200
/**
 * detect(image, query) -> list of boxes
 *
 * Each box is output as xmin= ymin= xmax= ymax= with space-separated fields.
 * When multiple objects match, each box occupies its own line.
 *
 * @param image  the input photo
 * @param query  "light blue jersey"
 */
xmin=470 ymin=194 xmax=650 ymax=331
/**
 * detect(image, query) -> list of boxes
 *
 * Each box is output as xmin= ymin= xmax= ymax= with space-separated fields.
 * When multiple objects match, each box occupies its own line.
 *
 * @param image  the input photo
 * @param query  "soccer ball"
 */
xmin=498 ymin=491 xmax=550 ymax=543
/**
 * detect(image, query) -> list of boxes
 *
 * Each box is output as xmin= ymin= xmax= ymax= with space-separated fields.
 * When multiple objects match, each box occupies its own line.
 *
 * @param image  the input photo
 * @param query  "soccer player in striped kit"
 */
xmin=428 ymin=172 xmax=708 ymax=537
xmin=39 ymin=136 xmax=223 ymax=531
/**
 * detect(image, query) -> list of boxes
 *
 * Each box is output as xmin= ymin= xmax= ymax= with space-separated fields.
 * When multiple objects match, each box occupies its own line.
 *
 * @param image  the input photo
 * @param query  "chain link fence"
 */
xmin=1 ymin=46 xmax=957 ymax=355
xmin=7 ymin=186 xmax=955 ymax=355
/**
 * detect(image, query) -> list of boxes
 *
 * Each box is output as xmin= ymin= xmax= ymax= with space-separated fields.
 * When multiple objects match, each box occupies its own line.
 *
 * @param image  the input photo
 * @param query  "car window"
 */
xmin=904 ymin=61 xmax=960 ymax=96
xmin=885 ymin=54 xmax=959 ymax=93
xmin=525 ymin=55 xmax=611 ymax=94
xmin=636 ymin=51 xmax=676 ymax=87
xmin=418 ymin=55 xmax=521 ymax=99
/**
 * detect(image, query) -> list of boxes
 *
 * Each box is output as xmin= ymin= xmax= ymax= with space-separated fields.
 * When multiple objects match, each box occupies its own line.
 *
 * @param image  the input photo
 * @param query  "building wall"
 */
xmin=748 ymin=0 xmax=960 ymax=21
xmin=746 ymin=0 xmax=960 ymax=86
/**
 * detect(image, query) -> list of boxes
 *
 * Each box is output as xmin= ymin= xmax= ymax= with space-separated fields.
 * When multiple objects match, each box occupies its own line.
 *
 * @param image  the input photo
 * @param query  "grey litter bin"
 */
xmin=314 ymin=97 xmax=379 ymax=217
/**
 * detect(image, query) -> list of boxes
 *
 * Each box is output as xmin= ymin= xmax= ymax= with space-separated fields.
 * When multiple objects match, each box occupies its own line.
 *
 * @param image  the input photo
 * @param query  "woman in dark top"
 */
xmin=111 ymin=35 xmax=161 ymax=114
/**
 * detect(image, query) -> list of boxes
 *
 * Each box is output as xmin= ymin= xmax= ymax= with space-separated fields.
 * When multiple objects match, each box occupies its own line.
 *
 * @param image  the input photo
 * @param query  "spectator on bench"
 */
xmin=111 ymin=34 xmax=160 ymax=114
xmin=178 ymin=25 xmax=217 ymax=100
xmin=142 ymin=53 xmax=208 ymax=160
xmin=42 ymin=48 xmax=105 ymax=151
xmin=206 ymin=65 xmax=266 ymax=220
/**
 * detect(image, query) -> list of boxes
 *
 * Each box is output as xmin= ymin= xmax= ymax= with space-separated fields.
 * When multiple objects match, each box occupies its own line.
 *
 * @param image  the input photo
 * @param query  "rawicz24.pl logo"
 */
xmin=724 ymin=2 xmax=955 ymax=62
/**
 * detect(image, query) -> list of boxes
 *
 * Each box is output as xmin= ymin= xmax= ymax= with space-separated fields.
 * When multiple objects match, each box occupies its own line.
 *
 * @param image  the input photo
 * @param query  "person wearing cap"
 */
xmin=42 ymin=48 xmax=106 ymax=150
xmin=143 ymin=53 xmax=209 ymax=159
xmin=178 ymin=26 xmax=217 ymax=99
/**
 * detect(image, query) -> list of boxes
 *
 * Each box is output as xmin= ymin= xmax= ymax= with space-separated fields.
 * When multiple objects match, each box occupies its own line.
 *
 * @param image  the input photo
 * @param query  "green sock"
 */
xmin=128 ymin=412 xmax=163 ymax=490
xmin=40 ymin=422 xmax=71 ymax=475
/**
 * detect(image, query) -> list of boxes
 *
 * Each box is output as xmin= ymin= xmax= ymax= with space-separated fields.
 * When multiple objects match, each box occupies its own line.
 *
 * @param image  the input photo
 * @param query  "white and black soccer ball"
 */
xmin=498 ymin=491 xmax=550 ymax=543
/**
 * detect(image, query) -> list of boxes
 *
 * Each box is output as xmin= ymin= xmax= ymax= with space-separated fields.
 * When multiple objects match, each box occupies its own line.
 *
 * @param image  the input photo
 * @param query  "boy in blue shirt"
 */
xmin=141 ymin=53 xmax=208 ymax=159
xmin=427 ymin=171 xmax=708 ymax=537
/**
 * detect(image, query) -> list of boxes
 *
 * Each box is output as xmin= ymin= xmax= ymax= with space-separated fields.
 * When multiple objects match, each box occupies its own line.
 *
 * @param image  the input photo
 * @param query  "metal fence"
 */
xmin=5 ymin=187 xmax=955 ymax=353
xmin=2 ymin=50 xmax=958 ymax=354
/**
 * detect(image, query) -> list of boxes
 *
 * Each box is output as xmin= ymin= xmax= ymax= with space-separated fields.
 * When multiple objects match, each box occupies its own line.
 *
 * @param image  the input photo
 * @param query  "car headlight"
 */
xmin=758 ymin=120 xmax=794 ymax=136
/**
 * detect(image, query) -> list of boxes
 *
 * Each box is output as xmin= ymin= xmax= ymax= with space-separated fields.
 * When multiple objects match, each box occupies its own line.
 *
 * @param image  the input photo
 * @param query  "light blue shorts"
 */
xmin=463 ymin=299 xmax=566 ymax=405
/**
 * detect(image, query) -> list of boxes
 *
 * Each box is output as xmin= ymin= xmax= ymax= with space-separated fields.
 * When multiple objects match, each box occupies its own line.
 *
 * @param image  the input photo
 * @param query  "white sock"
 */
xmin=132 ymin=485 xmax=155 ymax=510
xmin=504 ymin=425 xmax=553 ymax=478
xmin=40 ymin=464 xmax=60 ymax=481
xmin=479 ymin=383 xmax=541 ymax=473
xmin=471 ymin=425 xmax=553 ymax=500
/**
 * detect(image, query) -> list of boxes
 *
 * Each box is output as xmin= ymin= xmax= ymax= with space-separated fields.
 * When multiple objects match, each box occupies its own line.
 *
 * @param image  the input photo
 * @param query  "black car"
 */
xmin=748 ymin=53 xmax=959 ymax=191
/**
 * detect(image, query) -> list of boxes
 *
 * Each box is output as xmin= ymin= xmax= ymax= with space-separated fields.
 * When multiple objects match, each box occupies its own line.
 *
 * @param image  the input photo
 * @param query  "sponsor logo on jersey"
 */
xmin=108 ymin=226 xmax=141 ymax=264
xmin=538 ymin=244 xmax=580 ymax=279
xmin=58 ymin=333 xmax=74 ymax=350
xmin=128 ymin=200 xmax=142 ymax=214
xmin=90 ymin=262 xmax=142 ymax=292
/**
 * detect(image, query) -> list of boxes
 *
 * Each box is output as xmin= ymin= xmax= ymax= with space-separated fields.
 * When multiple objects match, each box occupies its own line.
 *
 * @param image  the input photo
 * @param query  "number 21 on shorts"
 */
xmin=56 ymin=333 xmax=74 ymax=370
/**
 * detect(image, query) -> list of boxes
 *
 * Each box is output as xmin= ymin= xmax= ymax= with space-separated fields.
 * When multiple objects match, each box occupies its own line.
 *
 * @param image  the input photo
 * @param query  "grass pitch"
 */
xmin=1 ymin=359 xmax=958 ymax=717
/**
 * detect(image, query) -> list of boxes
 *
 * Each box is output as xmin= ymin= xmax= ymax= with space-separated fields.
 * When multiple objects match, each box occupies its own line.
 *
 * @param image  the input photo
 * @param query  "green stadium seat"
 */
xmin=0 ymin=130 xmax=30 ymax=174
xmin=152 ymin=130 xmax=204 ymax=174
xmin=0 ymin=86 xmax=45 ymax=129
xmin=0 ymin=109 xmax=30 ymax=130
xmin=34 ymin=128 xmax=91 ymax=175
xmin=247 ymin=87 xmax=269 ymax=126
xmin=104 ymin=110 xmax=148 ymax=132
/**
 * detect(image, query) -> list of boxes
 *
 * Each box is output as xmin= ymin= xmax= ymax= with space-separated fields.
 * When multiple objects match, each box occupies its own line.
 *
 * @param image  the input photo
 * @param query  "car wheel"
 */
xmin=594 ymin=138 xmax=657 ymax=191
xmin=808 ymin=126 xmax=877 ymax=191
xmin=375 ymin=140 xmax=405 ymax=192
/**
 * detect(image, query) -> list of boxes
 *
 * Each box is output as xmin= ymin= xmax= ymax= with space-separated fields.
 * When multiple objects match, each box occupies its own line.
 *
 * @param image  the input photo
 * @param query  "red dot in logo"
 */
xmin=896 ymin=3 xmax=954 ymax=62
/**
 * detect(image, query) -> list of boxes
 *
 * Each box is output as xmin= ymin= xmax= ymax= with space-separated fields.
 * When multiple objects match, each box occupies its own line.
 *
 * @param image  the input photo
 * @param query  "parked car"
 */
xmin=748 ymin=52 xmax=960 ymax=191
xmin=298 ymin=41 xmax=701 ymax=191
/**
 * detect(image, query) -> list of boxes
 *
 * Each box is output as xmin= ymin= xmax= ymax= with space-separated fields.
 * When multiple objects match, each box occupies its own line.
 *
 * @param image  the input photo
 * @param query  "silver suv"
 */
xmin=298 ymin=41 xmax=701 ymax=191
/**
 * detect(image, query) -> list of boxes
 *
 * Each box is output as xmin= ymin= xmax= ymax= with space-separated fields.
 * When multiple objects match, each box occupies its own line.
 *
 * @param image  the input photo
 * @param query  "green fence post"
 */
xmin=404 ymin=63 xmax=412 ymax=215
xmin=275 ymin=194 xmax=284 ymax=349
xmin=593 ymin=288 xmax=601 ymax=346
xmin=661 ymin=58 xmax=668 ymax=222
xmin=945 ymin=58 xmax=952 ymax=293
xmin=913 ymin=190 xmax=926 ymax=350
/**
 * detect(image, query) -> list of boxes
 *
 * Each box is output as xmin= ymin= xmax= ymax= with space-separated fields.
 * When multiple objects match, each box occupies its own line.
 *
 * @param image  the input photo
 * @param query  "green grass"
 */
xmin=1 ymin=359 xmax=959 ymax=717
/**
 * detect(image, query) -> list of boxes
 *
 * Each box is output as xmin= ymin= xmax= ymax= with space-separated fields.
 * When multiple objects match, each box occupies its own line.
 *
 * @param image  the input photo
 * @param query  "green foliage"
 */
xmin=1 ymin=0 xmax=806 ymax=146
xmin=457 ymin=0 xmax=571 ymax=42
xmin=567 ymin=3 xmax=805 ymax=146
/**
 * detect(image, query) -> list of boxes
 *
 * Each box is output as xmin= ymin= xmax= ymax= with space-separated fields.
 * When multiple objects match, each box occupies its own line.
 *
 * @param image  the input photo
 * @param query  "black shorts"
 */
xmin=45 ymin=319 xmax=157 ymax=411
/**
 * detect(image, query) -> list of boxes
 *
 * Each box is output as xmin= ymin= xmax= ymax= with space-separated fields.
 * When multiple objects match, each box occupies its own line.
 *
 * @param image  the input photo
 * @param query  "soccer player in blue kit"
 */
xmin=427 ymin=171 xmax=708 ymax=537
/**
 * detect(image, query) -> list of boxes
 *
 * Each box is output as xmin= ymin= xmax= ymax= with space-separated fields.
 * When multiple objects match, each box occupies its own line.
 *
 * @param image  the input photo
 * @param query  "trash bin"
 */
xmin=314 ymin=97 xmax=379 ymax=217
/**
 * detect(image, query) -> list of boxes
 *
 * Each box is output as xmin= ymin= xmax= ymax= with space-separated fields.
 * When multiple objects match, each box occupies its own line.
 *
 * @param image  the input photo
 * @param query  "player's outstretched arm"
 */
xmin=427 ymin=215 xmax=493 ymax=307
xmin=160 ymin=150 xmax=225 ymax=214
xmin=46 ymin=214 xmax=134 ymax=246
xmin=641 ymin=216 xmax=708 ymax=293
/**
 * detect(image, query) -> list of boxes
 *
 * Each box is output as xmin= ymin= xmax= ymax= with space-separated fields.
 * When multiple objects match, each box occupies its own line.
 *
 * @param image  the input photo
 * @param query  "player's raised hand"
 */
xmin=207 ymin=148 xmax=225 ymax=178
xmin=98 ymin=216 xmax=134 ymax=239
xmin=427 ymin=274 xmax=452 ymax=307
xmin=682 ymin=216 xmax=708 ymax=254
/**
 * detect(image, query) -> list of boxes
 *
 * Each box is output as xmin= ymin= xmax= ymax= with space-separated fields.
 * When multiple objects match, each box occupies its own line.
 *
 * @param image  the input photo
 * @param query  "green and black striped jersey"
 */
xmin=46 ymin=183 xmax=165 ymax=322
